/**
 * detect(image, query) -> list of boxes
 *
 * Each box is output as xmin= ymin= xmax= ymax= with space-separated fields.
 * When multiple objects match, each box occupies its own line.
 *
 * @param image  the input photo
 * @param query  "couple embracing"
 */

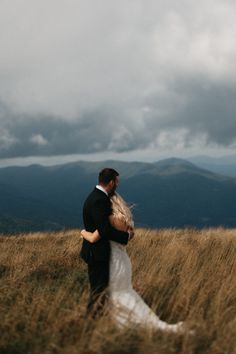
xmin=80 ymin=168 xmax=185 ymax=332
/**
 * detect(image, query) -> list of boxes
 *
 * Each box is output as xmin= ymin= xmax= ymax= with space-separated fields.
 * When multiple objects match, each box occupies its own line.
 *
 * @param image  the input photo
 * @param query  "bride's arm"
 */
xmin=81 ymin=216 xmax=131 ymax=243
xmin=80 ymin=229 xmax=101 ymax=243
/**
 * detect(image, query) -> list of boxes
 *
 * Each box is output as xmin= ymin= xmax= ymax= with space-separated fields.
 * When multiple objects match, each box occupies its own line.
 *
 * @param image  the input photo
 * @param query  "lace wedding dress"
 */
xmin=109 ymin=194 xmax=183 ymax=332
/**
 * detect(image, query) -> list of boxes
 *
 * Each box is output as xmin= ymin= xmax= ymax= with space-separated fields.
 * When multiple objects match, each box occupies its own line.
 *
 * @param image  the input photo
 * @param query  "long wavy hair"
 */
xmin=110 ymin=193 xmax=134 ymax=228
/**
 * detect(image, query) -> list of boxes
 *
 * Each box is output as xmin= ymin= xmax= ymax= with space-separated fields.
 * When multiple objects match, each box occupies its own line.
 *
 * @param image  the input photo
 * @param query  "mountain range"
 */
xmin=0 ymin=157 xmax=236 ymax=233
xmin=186 ymin=155 xmax=236 ymax=177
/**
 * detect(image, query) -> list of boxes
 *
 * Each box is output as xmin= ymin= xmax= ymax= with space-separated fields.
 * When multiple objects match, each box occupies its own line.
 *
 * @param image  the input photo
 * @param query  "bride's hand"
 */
xmin=80 ymin=229 xmax=86 ymax=239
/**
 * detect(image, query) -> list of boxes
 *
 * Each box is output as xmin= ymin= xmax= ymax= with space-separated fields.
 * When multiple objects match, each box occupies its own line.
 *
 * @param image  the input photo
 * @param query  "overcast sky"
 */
xmin=1 ymin=0 xmax=236 ymax=166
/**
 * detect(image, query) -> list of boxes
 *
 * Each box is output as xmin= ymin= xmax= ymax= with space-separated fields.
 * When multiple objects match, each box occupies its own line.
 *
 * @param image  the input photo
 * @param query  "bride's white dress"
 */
xmin=108 ymin=193 xmax=183 ymax=332
xmin=109 ymin=241 xmax=183 ymax=332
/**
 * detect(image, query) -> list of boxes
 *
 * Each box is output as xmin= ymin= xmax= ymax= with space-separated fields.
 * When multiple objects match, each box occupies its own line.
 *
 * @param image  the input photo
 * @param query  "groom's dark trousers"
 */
xmin=80 ymin=187 xmax=129 ymax=319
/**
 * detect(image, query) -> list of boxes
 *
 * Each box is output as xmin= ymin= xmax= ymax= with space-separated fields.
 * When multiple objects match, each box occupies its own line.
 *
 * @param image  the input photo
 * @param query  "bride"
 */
xmin=81 ymin=192 xmax=184 ymax=333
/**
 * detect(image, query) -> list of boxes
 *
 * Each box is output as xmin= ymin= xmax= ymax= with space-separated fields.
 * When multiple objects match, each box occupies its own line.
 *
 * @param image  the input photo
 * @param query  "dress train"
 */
xmin=109 ymin=241 xmax=183 ymax=333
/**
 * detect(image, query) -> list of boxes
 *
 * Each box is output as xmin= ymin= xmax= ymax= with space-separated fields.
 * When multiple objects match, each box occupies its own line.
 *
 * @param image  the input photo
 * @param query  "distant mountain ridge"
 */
xmin=0 ymin=158 xmax=236 ymax=233
xmin=186 ymin=155 xmax=236 ymax=177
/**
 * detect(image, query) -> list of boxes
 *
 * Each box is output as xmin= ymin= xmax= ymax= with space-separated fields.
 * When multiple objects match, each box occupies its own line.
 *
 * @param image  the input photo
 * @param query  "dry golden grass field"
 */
xmin=0 ymin=228 xmax=236 ymax=354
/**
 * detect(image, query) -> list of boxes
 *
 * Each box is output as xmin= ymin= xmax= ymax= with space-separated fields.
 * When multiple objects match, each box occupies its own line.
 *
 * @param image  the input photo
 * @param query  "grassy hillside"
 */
xmin=0 ymin=228 xmax=236 ymax=354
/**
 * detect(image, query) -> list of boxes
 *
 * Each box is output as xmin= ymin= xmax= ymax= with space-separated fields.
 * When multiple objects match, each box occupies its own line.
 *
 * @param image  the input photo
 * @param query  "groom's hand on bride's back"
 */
xmin=127 ymin=227 xmax=135 ymax=241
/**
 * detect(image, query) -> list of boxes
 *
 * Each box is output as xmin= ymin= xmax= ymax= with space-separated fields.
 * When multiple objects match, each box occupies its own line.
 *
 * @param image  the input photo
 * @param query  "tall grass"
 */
xmin=0 ymin=228 xmax=235 ymax=354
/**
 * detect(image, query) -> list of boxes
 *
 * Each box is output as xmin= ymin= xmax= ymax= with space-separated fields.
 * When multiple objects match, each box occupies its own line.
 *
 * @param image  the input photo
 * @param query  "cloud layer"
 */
xmin=0 ymin=0 xmax=236 ymax=158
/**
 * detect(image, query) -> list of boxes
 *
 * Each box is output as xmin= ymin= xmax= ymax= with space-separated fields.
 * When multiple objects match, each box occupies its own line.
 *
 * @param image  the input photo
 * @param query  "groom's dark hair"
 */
xmin=99 ymin=168 xmax=119 ymax=185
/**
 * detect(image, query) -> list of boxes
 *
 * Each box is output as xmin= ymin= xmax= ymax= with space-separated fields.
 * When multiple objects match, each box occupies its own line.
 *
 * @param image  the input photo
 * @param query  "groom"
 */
xmin=80 ymin=168 xmax=134 ymax=319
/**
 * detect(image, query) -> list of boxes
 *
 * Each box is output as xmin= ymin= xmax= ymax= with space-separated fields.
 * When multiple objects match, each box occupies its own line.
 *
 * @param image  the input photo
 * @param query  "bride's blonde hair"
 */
xmin=110 ymin=193 xmax=134 ymax=228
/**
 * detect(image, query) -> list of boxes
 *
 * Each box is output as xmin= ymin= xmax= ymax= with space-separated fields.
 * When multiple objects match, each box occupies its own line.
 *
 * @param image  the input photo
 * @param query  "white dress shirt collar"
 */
xmin=96 ymin=184 xmax=108 ymax=196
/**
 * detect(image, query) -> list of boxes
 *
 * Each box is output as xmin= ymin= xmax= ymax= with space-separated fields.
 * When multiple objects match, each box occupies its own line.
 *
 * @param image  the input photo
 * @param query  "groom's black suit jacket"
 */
xmin=80 ymin=187 xmax=129 ymax=263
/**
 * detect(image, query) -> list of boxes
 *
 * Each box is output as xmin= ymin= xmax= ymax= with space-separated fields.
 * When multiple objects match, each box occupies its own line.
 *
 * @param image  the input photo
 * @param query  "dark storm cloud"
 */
xmin=0 ymin=103 xmax=150 ymax=158
xmin=1 ymin=80 xmax=236 ymax=159
xmin=177 ymin=83 xmax=236 ymax=146
xmin=143 ymin=81 xmax=236 ymax=147
xmin=1 ymin=0 xmax=236 ymax=158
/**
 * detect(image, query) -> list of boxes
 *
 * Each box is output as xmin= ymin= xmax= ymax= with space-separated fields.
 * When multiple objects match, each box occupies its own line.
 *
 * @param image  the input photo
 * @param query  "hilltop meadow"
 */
xmin=0 ymin=228 xmax=235 ymax=354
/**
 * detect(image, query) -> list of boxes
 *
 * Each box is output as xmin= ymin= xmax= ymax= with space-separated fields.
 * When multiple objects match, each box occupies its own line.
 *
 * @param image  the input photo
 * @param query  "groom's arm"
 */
xmin=91 ymin=198 xmax=129 ymax=245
